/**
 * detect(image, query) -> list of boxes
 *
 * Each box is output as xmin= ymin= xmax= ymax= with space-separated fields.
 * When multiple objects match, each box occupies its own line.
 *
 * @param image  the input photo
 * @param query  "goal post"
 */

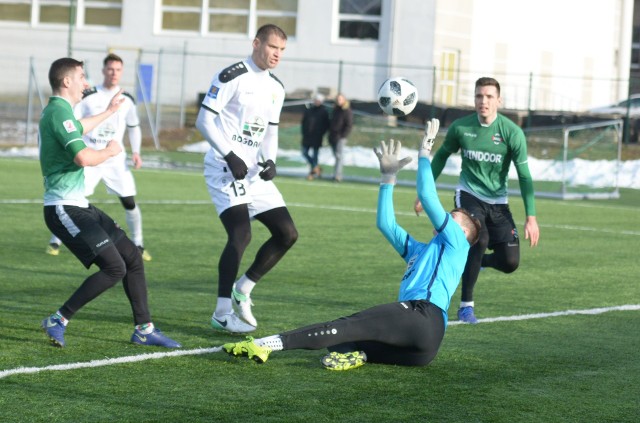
xmin=524 ymin=119 xmax=623 ymax=200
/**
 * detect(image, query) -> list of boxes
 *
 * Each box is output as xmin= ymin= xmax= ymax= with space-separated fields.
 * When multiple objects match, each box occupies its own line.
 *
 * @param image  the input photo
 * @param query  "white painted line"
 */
xmin=0 ymin=346 xmax=221 ymax=380
xmin=448 ymin=304 xmax=640 ymax=326
xmin=1 ymin=304 xmax=638 ymax=380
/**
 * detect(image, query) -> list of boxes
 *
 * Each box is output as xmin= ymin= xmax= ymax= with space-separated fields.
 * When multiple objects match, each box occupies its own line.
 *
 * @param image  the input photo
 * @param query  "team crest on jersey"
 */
xmin=492 ymin=133 xmax=504 ymax=145
xmin=207 ymin=85 xmax=220 ymax=99
xmin=62 ymin=120 xmax=76 ymax=133
xmin=242 ymin=117 xmax=266 ymax=139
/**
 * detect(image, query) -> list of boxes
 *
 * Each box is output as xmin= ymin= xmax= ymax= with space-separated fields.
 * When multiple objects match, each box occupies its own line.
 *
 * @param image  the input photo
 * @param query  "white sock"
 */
xmin=255 ymin=335 xmax=283 ymax=351
xmin=49 ymin=234 xmax=62 ymax=245
xmin=215 ymin=297 xmax=233 ymax=316
xmin=460 ymin=301 xmax=475 ymax=308
xmin=135 ymin=322 xmax=155 ymax=334
xmin=125 ymin=205 xmax=143 ymax=247
xmin=235 ymin=274 xmax=256 ymax=296
xmin=54 ymin=310 xmax=69 ymax=326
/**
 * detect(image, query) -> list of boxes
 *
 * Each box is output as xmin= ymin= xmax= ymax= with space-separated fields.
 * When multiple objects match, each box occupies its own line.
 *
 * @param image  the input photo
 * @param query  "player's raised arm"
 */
xmin=374 ymin=139 xmax=412 ymax=253
xmin=416 ymin=119 xmax=447 ymax=229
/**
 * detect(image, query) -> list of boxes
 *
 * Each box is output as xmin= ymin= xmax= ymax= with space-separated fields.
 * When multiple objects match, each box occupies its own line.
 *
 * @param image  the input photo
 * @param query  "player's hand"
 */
xmin=132 ymin=152 xmax=142 ymax=169
xmin=105 ymin=140 xmax=122 ymax=157
xmin=107 ymin=88 xmax=125 ymax=114
xmin=524 ymin=216 xmax=540 ymax=247
xmin=258 ymin=159 xmax=277 ymax=181
xmin=419 ymin=118 xmax=440 ymax=158
xmin=413 ymin=197 xmax=424 ymax=215
xmin=373 ymin=139 xmax=412 ymax=184
xmin=224 ymin=151 xmax=248 ymax=180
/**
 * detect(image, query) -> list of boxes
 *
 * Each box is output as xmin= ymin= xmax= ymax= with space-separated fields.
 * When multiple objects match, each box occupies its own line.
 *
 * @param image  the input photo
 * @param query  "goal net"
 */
xmin=524 ymin=119 xmax=623 ymax=200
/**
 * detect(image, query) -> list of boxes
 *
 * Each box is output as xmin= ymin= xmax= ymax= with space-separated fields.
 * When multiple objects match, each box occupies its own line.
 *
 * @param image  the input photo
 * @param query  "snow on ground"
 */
xmin=4 ymin=142 xmax=639 ymax=189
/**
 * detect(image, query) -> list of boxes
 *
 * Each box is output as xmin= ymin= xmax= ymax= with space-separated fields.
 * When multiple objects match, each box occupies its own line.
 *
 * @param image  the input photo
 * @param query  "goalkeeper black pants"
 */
xmin=280 ymin=300 xmax=445 ymax=367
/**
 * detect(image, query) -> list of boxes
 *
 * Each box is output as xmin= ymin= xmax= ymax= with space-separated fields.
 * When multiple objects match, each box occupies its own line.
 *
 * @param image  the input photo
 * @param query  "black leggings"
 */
xmin=455 ymin=191 xmax=520 ymax=302
xmin=280 ymin=300 xmax=445 ymax=367
xmin=60 ymin=237 xmax=151 ymax=325
xmin=217 ymin=205 xmax=298 ymax=297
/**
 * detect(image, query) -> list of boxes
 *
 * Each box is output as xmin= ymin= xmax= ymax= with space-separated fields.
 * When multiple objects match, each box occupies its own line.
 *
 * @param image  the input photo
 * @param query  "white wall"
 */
xmin=0 ymin=0 xmax=631 ymax=112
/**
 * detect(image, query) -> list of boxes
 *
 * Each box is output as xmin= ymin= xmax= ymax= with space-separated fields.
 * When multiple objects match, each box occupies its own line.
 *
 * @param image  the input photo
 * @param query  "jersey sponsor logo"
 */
xmin=492 ymin=133 xmax=504 ymax=145
xmin=463 ymin=132 xmax=478 ymax=138
xmin=207 ymin=84 xmax=220 ymax=99
xmin=63 ymin=120 xmax=76 ymax=133
xmin=463 ymin=149 xmax=503 ymax=164
xmin=242 ymin=116 xmax=266 ymax=139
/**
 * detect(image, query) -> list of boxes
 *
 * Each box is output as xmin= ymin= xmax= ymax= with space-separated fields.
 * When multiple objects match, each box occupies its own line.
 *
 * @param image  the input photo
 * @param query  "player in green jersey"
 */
xmin=39 ymin=58 xmax=181 ymax=348
xmin=416 ymin=77 xmax=540 ymax=323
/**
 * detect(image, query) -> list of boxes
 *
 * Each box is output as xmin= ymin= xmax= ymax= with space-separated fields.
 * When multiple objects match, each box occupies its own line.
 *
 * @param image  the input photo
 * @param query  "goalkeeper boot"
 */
xmin=231 ymin=286 xmax=257 ymax=327
xmin=138 ymin=246 xmax=152 ymax=262
xmin=457 ymin=306 xmax=478 ymax=324
xmin=131 ymin=327 xmax=182 ymax=348
xmin=211 ymin=312 xmax=256 ymax=334
xmin=223 ymin=336 xmax=271 ymax=364
xmin=321 ymin=351 xmax=367 ymax=371
xmin=46 ymin=243 xmax=60 ymax=256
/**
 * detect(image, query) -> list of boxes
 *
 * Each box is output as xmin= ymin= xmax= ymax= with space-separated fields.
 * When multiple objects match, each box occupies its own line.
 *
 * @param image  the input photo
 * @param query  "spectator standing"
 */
xmin=328 ymin=93 xmax=353 ymax=182
xmin=301 ymin=93 xmax=330 ymax=180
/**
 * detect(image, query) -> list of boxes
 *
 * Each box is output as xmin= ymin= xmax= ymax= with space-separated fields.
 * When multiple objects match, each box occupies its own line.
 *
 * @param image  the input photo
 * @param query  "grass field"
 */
xmin=1 ymin=156 xmax=639 ymax=422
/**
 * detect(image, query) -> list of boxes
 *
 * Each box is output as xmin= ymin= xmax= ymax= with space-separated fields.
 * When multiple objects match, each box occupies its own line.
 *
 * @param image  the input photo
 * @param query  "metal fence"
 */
xmin=1 ymin=47 xmax=636 ymax=146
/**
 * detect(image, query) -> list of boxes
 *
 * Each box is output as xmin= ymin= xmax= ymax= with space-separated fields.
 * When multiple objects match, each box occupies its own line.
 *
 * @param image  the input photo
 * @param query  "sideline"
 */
xmin=2 ymin=304 xmax=638 ymax=380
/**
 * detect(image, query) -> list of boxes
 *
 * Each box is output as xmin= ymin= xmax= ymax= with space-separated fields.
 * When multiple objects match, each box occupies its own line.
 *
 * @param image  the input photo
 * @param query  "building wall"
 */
xmin=0 ymin=0 xmax=633 ymax=112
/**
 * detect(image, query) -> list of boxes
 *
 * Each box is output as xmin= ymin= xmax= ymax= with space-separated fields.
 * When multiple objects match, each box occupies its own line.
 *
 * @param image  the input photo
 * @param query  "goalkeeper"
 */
xmin=222 ymin=120 xmax=481 ymax=370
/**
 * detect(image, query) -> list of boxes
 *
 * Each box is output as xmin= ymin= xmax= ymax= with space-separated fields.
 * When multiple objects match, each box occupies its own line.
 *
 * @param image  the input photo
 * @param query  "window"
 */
xmin=0 ymin=0 xmax=122 ymax=28
xmin=0 ymin=1 xmax=31 ymax=23
xmin=632 ymin=25 xmax=640 ymax=70
xmin=336 ymin=0 xmax=382 ymax=41
xmin=159 ymin=0 xmax=297 ymax=37
xmin=439 ymin=50 xmax=459 ymax=106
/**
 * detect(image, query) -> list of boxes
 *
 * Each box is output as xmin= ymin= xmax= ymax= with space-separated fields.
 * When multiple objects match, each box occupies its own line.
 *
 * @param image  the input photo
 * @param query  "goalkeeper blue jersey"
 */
xmin=377 ymin=157 xmax=470 ymax=326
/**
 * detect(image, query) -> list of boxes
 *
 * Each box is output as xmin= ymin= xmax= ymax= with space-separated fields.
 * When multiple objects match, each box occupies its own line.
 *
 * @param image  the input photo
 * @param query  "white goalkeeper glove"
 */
xmin=373 ymin=139 xmax=412 ymax=184
xmin=419 ymin=118 xmax=440 ymax=158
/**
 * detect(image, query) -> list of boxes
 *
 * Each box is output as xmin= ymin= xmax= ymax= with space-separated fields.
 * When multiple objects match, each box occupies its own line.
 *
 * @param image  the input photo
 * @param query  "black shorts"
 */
xmin=455 ymin=190 xmax=519 ymax=248
xmin=44 ymin=204 xmax=126 ymax=268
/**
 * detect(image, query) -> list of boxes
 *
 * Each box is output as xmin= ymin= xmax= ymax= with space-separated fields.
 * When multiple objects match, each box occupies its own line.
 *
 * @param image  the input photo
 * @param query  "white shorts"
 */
xmin=84 ymin=155 xmax=137 ymax=198
xmin=204 ymin=162 xmax=286 ymax=217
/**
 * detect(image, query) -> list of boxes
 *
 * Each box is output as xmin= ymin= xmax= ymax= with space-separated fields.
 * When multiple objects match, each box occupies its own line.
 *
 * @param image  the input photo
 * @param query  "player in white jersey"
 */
xmin=46 ymin=53 xmax=152 ymax=262
xmin=195 ymin=24 xmax=298 ymax=333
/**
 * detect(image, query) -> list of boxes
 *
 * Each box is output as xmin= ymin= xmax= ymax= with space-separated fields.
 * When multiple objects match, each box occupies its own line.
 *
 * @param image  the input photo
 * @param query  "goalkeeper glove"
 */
xmin=373 ymin=139 xmax=412 ymax=184
xmin=419 ymin=118 xmax=440 ymax=158
xmin=258 ymin=159 xmax=277 ymax=181
xmin=224 ymin=151 xmax=248 ymax=180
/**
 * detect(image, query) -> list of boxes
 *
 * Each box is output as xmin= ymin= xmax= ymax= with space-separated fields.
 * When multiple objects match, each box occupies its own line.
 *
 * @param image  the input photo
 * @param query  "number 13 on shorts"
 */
xmin=229 ymin=180 xmax=246 ymax=197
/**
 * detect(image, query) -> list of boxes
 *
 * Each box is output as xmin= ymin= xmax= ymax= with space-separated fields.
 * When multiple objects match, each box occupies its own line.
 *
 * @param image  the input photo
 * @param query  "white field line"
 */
xmin=2 ymin=198 xmax=639 ymax=236
xmin=1 ymin=304 xmax=638 ymax=380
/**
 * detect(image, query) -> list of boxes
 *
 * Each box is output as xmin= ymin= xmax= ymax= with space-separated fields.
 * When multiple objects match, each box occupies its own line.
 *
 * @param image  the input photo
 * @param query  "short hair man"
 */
xmin=195 ymin=24 xmax=298 ymax=333
xmin=416 ymin=77 xmax=540 ymax=323
xmin=39 ymin=58 xmax=180 ymax=348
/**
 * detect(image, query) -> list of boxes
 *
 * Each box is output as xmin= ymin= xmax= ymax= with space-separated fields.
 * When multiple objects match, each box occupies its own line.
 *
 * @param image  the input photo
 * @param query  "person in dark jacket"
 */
xmin=328 ymin=93 xmax=353 ymax=182
xmin=301 ymin=93 xmax=330 ymax=180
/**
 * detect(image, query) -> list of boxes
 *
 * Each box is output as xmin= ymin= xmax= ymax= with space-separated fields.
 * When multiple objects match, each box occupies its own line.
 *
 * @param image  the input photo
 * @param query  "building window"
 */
xmin=632 ymin=25 xmax=640 ymax=70
xmin=159 ymin=0 xmax=297 ymax=37
xmin=439 ymin=50 xmax=459 ymax=105
xmin=0 ymin=0 xmax=122 ymax=28
xmin=337 ymin=0 xmax=382 ymax=41
xmin=0 ymin=1 xmax=31 ymax=23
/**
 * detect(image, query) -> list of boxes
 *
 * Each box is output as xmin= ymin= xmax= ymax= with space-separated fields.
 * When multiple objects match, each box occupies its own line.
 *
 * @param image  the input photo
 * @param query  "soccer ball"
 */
xmin=377 ymin=77 xmax=418 ymax=116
